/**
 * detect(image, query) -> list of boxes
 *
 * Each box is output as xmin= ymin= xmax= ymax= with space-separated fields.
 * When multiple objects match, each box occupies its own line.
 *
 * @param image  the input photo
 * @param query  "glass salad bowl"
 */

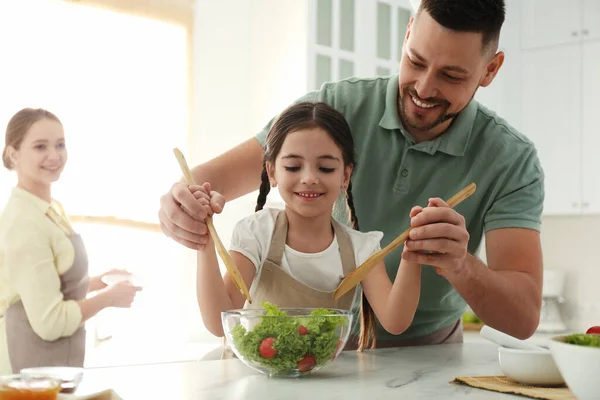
xmin=222 ymin=303 xmax=354 ymax=378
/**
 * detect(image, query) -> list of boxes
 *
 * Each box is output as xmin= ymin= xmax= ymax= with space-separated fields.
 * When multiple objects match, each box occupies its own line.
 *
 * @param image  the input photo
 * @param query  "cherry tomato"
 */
xmin=586 ymin=326 xmax=600 ymax=335
xmin=259 ymin=337 xmax=277 ymax=359
xmin=297 ymin=355 xmax=317 ymax=372
xmin=298 ymin=325 xmax=309 ymax=335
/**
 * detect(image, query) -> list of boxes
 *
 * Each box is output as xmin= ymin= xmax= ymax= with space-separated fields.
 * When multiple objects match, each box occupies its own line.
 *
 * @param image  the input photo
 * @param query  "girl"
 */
xmin=0 ymin=108 xmax=142 ymax=374
xmin=195 ymin=102 xmax=422 ymax=351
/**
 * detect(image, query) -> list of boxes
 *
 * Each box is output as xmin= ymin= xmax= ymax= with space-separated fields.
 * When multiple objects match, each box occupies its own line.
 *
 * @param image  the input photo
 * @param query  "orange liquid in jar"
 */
xmin=0 ymin=384 xmax=60 ymax=400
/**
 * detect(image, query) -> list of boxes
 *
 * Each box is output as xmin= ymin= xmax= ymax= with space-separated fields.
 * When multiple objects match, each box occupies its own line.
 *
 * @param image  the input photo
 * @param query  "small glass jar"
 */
xmin=0 ymin=375 xmax=62 ymax=400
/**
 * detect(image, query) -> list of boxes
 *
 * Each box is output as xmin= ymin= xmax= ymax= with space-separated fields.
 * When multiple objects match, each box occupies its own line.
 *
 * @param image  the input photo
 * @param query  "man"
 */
xmin=159 ymin=0 xmax=543 ymax=345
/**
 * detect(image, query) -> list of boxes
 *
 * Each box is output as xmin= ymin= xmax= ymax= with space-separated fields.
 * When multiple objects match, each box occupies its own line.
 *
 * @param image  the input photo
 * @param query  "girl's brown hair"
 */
xmin=2 ymin=108 xmax=62 ymax=170
xmin=256 ymin=101 xmax=377 ymax=351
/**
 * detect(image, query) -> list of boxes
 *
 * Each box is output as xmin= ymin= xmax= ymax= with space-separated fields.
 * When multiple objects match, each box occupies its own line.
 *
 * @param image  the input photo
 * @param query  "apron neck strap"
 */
xmin=266 ymin=210 xmax=356 ymax=277
xmin=331 ymin=219 xmax=356 ymax=276
xmin=265 ymin=210 xmax=288 ymax=265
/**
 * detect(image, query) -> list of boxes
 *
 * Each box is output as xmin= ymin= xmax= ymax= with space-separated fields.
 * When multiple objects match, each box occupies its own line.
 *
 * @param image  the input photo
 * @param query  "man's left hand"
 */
xmin=402 ymin=198 xmax=470 ymax=276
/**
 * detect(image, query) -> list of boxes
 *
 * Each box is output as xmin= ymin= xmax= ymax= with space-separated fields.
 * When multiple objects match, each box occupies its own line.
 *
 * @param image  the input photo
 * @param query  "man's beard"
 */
xmin=398 ymin=87 xmax=458 ymax=132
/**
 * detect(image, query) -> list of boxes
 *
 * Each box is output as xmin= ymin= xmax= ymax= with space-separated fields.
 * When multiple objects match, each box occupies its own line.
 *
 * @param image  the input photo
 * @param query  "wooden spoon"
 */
xmin=173 ymin=148 xmax=252 ymax=303
xmin=333 ymin=182 xmax=477 ymax=300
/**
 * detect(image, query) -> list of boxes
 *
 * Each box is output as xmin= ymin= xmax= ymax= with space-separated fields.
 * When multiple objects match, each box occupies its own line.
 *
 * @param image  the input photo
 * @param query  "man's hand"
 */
xmin=158 ymin=181 xmax=226 ymax=250
xmin=402 ymin=198 xmax=470 ymax=277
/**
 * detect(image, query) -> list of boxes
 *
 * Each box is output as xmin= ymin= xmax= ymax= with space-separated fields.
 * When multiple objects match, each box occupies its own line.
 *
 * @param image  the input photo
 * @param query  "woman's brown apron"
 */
xmin=5 ymin=229 xmax=89 ymax=372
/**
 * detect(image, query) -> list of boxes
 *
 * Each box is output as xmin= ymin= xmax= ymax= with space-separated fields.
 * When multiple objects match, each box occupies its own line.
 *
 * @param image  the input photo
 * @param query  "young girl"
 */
xmin=195 ymin=102 xmax=422 ymax=351
xmin=0 ymin=108 xmax=142 ymax=374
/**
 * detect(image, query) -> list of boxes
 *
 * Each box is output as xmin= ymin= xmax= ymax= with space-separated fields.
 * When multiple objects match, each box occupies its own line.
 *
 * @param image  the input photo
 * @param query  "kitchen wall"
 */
xmin=478 ymin=212 xmax=600 ymax=332
xmin=183 ymin=0 xmax=309 ymax=342
xmin=540 ymin=215 xmax=600 ymax=330
xmin=191 ymin=0 xmax=309 ymax=237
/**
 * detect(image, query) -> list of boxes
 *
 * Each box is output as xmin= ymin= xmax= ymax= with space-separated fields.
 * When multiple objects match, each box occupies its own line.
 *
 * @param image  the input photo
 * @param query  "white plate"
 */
xmin=20 ymin=366 xmax=83 ymax=392
xmin=101 ymin=273 xmax=145 ymax=287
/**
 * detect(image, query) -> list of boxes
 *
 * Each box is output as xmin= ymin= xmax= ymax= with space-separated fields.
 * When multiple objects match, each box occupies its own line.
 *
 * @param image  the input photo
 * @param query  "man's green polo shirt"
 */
xmin=255 ymin=74 xmax=544 ymax=341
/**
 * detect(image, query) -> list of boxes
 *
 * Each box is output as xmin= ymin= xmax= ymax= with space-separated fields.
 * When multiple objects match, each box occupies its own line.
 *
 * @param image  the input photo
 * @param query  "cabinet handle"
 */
xmin=582 ymin=202 xmax=589 ymax=208
xmin=572 ymin=31 xmax=579 ymax=37
xmin=582 ymin=29 xmax=589 ymax=35
xmin=572 ymin=202 xmax=580 ymax=208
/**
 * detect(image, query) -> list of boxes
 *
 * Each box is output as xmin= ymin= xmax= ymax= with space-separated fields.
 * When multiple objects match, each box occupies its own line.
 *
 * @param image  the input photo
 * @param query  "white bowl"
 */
xmin=20 ymin=366 xmax=83 ymax=393
xmin=549 ymin=335 xmax=600 ymax=400
xmin=498 ymin=346 xmax=564 ymax=386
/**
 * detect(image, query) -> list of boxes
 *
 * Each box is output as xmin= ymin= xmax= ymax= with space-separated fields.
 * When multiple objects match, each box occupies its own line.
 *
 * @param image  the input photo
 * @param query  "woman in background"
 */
xmin=0 ymin=108 xmax=142 ymax=374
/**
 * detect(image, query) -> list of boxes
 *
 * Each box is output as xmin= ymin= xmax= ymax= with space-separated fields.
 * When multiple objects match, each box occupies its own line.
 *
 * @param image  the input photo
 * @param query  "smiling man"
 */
xmin=159 ymin=0 xmax=544 ymax=346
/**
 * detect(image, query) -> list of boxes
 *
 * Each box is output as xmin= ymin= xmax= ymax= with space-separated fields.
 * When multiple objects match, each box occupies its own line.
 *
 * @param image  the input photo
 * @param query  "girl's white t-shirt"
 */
xmin=229 ymin=208 xmax=384 ymax=293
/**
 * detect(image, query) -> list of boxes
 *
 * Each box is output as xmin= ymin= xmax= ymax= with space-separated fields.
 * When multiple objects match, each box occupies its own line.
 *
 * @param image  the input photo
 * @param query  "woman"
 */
xmin=0 ymin=108 xmax=142 ymax=374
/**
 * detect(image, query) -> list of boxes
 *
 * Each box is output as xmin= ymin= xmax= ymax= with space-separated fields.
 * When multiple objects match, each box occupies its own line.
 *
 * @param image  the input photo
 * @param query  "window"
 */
xmin=0 ymin=0 xmax=219 ymax=365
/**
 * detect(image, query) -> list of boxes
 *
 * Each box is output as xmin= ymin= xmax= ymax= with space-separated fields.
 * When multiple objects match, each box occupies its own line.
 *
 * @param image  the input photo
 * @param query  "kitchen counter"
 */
xmin=74 ymin=342 xmax=519 ymax=399
xmin=464 ymin=329 xmax=577 ymax=347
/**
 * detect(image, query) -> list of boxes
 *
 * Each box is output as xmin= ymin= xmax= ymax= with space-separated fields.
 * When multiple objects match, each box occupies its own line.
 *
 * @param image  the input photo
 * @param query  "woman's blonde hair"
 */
xmin=2 ymin=108 xmax=62 ymax=170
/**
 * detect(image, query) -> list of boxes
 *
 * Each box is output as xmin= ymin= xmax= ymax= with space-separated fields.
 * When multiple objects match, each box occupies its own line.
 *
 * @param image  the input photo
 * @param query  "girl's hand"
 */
xmin=158 ymin=182 xmax=226 ymax=251
xmin=191 ymin=182 xmax=226 ymax=219
xmin=403 ymin=205 xmax=424 ymax=258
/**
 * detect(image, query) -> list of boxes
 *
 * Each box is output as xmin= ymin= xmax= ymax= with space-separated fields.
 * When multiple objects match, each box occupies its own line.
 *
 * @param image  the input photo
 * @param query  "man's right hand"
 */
xmin=158 ymin=182 xmax=226 ymax=250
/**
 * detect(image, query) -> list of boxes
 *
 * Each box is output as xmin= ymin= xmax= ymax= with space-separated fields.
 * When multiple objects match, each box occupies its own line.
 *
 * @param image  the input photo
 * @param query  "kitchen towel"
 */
xmin=451 ymin=376 xmax=576 ymax=400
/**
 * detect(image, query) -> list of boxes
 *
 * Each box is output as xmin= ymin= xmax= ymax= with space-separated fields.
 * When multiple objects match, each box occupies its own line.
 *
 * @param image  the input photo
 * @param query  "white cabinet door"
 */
xmin=582 ymin=40 xmax=600 ymax=213
xmin=520 ymin=0 xmax=581 ymax=50
xmin=582 ymin=0 xmax=600 ymax=42
xmin=521 ymin=46 xmax=582 ymax=214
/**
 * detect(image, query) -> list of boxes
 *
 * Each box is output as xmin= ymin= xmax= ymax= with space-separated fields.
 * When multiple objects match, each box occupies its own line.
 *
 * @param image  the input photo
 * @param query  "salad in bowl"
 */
xmin=549 ymin=326 xmax=600 ymax=400
xmin=222 ymin=302 xmax=353 ymax=377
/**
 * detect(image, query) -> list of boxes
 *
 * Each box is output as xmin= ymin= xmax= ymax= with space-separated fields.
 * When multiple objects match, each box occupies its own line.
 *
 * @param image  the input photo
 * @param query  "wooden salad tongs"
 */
xmin=333 ymin=182 xmax=477 ymax=300
xmin=173 ymin=148 xmax=252 ymax=304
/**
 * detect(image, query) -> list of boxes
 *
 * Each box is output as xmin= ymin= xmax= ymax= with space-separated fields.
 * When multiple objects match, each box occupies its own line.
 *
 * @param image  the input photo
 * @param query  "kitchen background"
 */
xmin=0 ymin=0 xmax=598 ymax=366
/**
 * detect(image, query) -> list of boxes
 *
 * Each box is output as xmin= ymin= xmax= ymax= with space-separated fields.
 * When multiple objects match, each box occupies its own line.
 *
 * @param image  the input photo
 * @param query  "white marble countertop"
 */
xmin=74 ymin=342 xmax=522 ymax=399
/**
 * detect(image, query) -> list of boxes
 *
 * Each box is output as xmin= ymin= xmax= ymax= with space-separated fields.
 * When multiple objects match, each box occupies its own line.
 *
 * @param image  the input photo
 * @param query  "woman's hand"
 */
xmin=97 ymin=280 xmax=143 ymax=308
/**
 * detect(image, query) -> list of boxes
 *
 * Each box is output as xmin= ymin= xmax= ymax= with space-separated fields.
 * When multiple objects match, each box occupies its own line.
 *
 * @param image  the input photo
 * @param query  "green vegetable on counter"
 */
xmin=462 ymin=312 xmax=482 ymax=324
xmin=565 ymin=333 xmax=600 ymax=348
xmin=231 ymin=302 xmax=346 ymax=373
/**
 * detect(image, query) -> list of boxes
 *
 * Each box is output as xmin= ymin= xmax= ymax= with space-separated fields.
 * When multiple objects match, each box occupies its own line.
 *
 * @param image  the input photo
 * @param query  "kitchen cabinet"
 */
xmin=582 ymin=40 xmax=600 ymax=213
xmin=520 ymin=0 xmax=581 ymax=50
xmin=583 ymin=0 xmax=600 ymax=43
xmin=521 ymin=0 xmax=600 ymax=50
xmin=521 ymin=45 xmax=583 ymax=215
xmin=519 ymin=0 xmax=600 ymax=214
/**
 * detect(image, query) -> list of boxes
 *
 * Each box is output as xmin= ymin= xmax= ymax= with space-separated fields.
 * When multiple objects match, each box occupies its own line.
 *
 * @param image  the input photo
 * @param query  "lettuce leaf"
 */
xmin=231 ymin=302 xmax=346 ymax=373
